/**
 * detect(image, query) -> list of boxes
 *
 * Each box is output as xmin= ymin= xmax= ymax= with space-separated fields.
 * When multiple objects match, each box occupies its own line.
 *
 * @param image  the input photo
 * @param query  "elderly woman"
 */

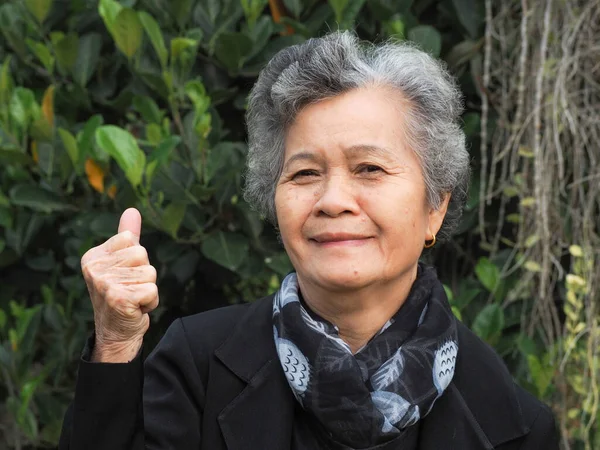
xmin=59 ymin=31 xmax=557 ymax=450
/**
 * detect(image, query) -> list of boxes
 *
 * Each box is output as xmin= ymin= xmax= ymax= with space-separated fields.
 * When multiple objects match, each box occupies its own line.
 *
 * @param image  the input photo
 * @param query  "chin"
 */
xmin=310 ymin=267 xmax=379 ymax=292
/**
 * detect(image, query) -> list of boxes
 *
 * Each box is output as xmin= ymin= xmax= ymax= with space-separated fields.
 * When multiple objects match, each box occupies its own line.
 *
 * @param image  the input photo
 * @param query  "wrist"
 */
xmin=91 ymin=335 xmax=143 ymax=363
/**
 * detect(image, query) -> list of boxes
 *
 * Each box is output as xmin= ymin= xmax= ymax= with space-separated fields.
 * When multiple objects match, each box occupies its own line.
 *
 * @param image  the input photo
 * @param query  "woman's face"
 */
xmin=275 ymin=86 xmax=449 ymax=292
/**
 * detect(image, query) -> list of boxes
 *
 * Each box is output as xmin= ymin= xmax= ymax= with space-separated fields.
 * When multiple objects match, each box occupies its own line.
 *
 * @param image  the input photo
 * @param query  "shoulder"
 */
xmin=454 ymin=321 xmax=557 ymax=446
xmin=175 ymin=294 xmax=273 ymax=353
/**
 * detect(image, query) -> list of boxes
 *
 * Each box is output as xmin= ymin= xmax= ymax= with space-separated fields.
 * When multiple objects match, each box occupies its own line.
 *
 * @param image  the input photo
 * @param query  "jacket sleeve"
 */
xmin=58 ymin=318 xmax=205 ymax=450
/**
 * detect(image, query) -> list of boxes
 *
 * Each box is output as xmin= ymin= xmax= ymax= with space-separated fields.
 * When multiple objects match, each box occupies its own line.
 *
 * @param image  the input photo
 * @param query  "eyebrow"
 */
xmin=345 ymin=144 xmax=396 ymax=158
xmin=282 ymin=152 xmax=320 ymax=171
xmin=283 ymin=144 xmax=396 ymax=171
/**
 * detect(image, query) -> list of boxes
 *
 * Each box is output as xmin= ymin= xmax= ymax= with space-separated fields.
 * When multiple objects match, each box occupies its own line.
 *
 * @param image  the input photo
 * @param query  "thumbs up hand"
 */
xmin=81 ymin=208 xmax=159 ymax=363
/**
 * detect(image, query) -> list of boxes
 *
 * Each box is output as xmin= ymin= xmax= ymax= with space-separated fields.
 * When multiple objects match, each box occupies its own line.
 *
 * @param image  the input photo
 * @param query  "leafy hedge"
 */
xmin=0 ymin=0 xmax=591 ymax=448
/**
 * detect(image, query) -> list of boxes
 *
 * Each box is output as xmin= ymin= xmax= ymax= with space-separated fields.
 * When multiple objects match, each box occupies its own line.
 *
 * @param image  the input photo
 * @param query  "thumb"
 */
xmin=118 ymin=208 xmax=142 ymax=244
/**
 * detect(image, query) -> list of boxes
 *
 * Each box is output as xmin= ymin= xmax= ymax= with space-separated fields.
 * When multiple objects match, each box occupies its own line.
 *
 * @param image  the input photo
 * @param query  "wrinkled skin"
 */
xmin=81 ymin=208 xmax=159 ymax=362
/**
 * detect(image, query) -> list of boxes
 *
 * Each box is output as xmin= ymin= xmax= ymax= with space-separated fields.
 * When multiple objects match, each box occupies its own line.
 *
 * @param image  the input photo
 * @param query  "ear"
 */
xmin=426 ymin=193 xmax=451 ymax=240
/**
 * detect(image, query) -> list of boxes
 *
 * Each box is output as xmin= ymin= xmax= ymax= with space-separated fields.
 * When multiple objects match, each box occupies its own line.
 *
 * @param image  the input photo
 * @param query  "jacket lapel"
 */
xmin=418 ymin=384 xmax=494 ymax=449
xmin=214 ymin=296 xmax=296 ymax=450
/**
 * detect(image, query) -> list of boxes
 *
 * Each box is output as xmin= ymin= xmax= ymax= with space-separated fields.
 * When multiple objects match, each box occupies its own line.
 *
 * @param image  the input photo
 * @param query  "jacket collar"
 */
xmin=214 ymin=295 xmax=529 ymax=449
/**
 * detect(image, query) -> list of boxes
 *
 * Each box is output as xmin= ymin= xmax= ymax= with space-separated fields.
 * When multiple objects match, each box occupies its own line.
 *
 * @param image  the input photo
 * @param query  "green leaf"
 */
xmin=133 ymin=96 xmax=163 ymax=124
xmin=162 ymin=203 xmax=187 ymax=238
xmin=185 ymin=80 xmax=211 ymax=115
xmin=171 ymin=0 xmax=193 ymax=28
xmin=0 ymin=205 xmax=14 ymax=228
xmin=10 ymin=87 xmax=39 ymax=129
xmin=340 ymin=0 xmax=366 ymax=29
xmin=25 ymin=0 xmax=53 ymax=24
xmin=171 ymin=38 xmax=197 ymax=59
xmin=146 ymin=123 xmax=162 ymax=145
xmin=0 ymin=146 xmax=31 ymax=165
xmin=138 ymin=11 xmax=168 ymax=68
xmin=74 ymin=33 xmax=102 ymax=86
xmin=53 ymin=32 xmax=79 ymax=73
xmin=527 ymin=354 xmax=553 ymax=397
xmin=58 ymin=128 xmax=80 ymax=172
xmin=201 ymin=231 xmax=249 ymax=272
xmin=474 ymin=257 xmax=500 ymax=293
xmin=452 ymin=0 xmax=484 ymax=39
xmin=407 ymin=25 xmax=442 ymax=57
xmin=95 ymin=126 xmax=146 ymax=187
xmin=26 ymin=252 xmax=55 ymax=271
xmin=150 ymin=135 xmax=180 ymax=163
xmin=472 ymin=304 xmax=504 ymax=345
xmin=328 ymin=0 xmax=349 ymax=23
xmin=0 ymin=309 xmax=6 ymax=330
xmin=283 ymin=0 xmax=303 ymax=18
xmin=113 ymin=8 xmax=143 ymax=59
xmin=78 ymin=114 xmax=104 ymax=159
xmin=462 ymin=112 xmax=480 ymax=138
xmin=446 ymin=40 xmax=479 ymax=69
xmin=383 ymin=16 xmax=405 ymax=40
xmin=264 ymin=252 xmax=293 ymax=277
xmin=9 ymin=185 xmax=72 ymax=212
xmin=0 ymin=56 xmax=13 ymax=107
xmin=98 ymin=0 xmax=122 ymax=37
xmin=214 ymin=32 xmax=253 ymax=72
xmin=451 ymin=306 xmax=462 ymax=321
xmin=241 ymin=0 xmax=269 ymax=28
xmin=90 ymin=212 xmax=119 ymax=238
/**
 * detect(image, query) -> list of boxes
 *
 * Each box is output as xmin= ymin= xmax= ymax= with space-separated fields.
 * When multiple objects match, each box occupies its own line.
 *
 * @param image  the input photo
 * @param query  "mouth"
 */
xmin=309 ymin=233 xmax=373 ymax=246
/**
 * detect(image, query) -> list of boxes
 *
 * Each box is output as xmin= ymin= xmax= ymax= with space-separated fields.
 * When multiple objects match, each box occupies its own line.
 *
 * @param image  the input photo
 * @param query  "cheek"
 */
xmin=275 ymin=187 xmax=315 ymax=235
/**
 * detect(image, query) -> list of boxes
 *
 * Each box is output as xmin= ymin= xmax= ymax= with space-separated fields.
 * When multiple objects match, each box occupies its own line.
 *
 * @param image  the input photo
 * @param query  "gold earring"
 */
xmin=424 ymin=235 xmax=436 ymax=249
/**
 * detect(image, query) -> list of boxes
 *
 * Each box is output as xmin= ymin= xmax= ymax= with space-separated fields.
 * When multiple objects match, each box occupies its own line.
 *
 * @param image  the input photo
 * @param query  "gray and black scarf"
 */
xmin=273 ymin=265 xmax=458 ymax=448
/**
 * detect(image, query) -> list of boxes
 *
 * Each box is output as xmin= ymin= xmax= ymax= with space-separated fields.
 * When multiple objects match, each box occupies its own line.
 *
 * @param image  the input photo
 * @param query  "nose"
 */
xmin=313 ymin=173 xmax=360 ymax=218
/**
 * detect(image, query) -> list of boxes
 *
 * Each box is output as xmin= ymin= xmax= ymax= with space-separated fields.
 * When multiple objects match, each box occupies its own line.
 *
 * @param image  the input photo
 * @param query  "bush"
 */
xmin=0 ymin=0 xmax=596 ymax=448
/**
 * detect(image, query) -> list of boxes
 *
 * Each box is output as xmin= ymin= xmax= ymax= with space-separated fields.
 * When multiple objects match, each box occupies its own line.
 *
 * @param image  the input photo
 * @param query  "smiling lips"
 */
xmin=310 ymin=233 xmax=373 ymax=247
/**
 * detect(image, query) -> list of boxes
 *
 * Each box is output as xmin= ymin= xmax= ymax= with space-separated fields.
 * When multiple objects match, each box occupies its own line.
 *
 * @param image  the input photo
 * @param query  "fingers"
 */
xmin=104 ymin=282 xmax=159 ymax=314
xmin=118 ymin=208 xmax=142 ymax=244
xmin=111 ymin=245 xmax=150 ymax=267
xmin=103 ymin=230 xmax=141 ymax=253
xmin=132 ymin=283 xmax=159 ymax=314
xmin=107 ymin=265 xmax=157 ymax=285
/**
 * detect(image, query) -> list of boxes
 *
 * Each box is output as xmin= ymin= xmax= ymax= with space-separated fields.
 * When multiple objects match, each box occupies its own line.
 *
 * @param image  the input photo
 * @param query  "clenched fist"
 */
xmin=81 ymin=208 xmax=159 ymax=363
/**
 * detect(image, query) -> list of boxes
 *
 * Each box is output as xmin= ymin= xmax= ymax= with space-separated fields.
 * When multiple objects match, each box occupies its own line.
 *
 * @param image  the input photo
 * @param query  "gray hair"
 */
xmin=244 ymin=31 xmax=470 ymax=242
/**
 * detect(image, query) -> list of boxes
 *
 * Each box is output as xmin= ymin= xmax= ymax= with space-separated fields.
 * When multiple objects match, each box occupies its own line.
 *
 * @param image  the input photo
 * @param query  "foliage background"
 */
xmin=0 ymin=0 xmax=598 ymax=448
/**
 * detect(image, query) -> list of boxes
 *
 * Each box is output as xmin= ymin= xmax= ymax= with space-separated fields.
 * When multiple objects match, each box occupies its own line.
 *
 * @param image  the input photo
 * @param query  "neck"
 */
xmin=297 ymin=266 xmax=418 ymax=353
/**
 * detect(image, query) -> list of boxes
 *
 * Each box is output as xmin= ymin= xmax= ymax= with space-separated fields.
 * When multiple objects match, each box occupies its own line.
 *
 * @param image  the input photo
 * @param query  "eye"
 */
xmin=358 ymin=164 xmax=384 ymax=174
xmin=292 ymin=169 xmax=319 ymax=179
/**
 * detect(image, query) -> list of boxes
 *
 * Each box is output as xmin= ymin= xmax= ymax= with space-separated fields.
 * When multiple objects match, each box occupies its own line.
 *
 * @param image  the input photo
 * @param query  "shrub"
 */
xmin=0 ymin=0 xmax=597 ymax=448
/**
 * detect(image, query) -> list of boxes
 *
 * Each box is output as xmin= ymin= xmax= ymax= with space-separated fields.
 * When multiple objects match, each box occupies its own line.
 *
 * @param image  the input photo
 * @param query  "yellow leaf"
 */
xmin=85 ymin=159 xmax=105 ymax=193
xmin=32 ymin=140 xmax=39 ymax=163
xmin=518 ymin=146 xmax=534 ymax=158
xmin=520 ymin=197 xmax=536 ymax=207
xmin=41 ymin=85 xmax=55 ymax=128
xmin=569 ymin=245 xmax=583 ymax=257
xmin=566 ymin=274 xmax=586 ymax=289
xmin=524 ymin=260 xmax=542 ymax=272
xmin=107 ymin=185 xmax=117 ymax=199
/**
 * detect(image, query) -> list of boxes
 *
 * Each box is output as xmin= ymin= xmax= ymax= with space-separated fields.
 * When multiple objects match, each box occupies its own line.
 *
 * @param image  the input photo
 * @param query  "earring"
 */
xmin=424 ymin=234 xmax=436 ymax=249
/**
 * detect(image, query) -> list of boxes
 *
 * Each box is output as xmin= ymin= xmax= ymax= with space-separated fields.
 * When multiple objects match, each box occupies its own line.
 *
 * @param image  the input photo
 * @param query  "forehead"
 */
xmin=283 ymin=86 xmax=413 ymax=160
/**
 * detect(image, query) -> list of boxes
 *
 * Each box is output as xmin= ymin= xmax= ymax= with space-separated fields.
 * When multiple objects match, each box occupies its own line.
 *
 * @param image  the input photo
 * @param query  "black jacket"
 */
xmin=59 ymin=295 xmax=559 ymax=449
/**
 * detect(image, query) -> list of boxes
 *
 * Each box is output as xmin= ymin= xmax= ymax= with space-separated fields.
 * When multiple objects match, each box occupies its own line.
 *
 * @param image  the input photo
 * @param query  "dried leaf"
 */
xmin=41 ymin=85 xmax=55 ymax=128
xmin=85 ymin=159 xmax=105 ymax=193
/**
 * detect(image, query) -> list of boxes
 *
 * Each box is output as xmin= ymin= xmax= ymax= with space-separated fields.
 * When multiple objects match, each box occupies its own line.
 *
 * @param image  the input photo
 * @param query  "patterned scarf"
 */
xmin=272 ymin=265 xmax=458 ymax=448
